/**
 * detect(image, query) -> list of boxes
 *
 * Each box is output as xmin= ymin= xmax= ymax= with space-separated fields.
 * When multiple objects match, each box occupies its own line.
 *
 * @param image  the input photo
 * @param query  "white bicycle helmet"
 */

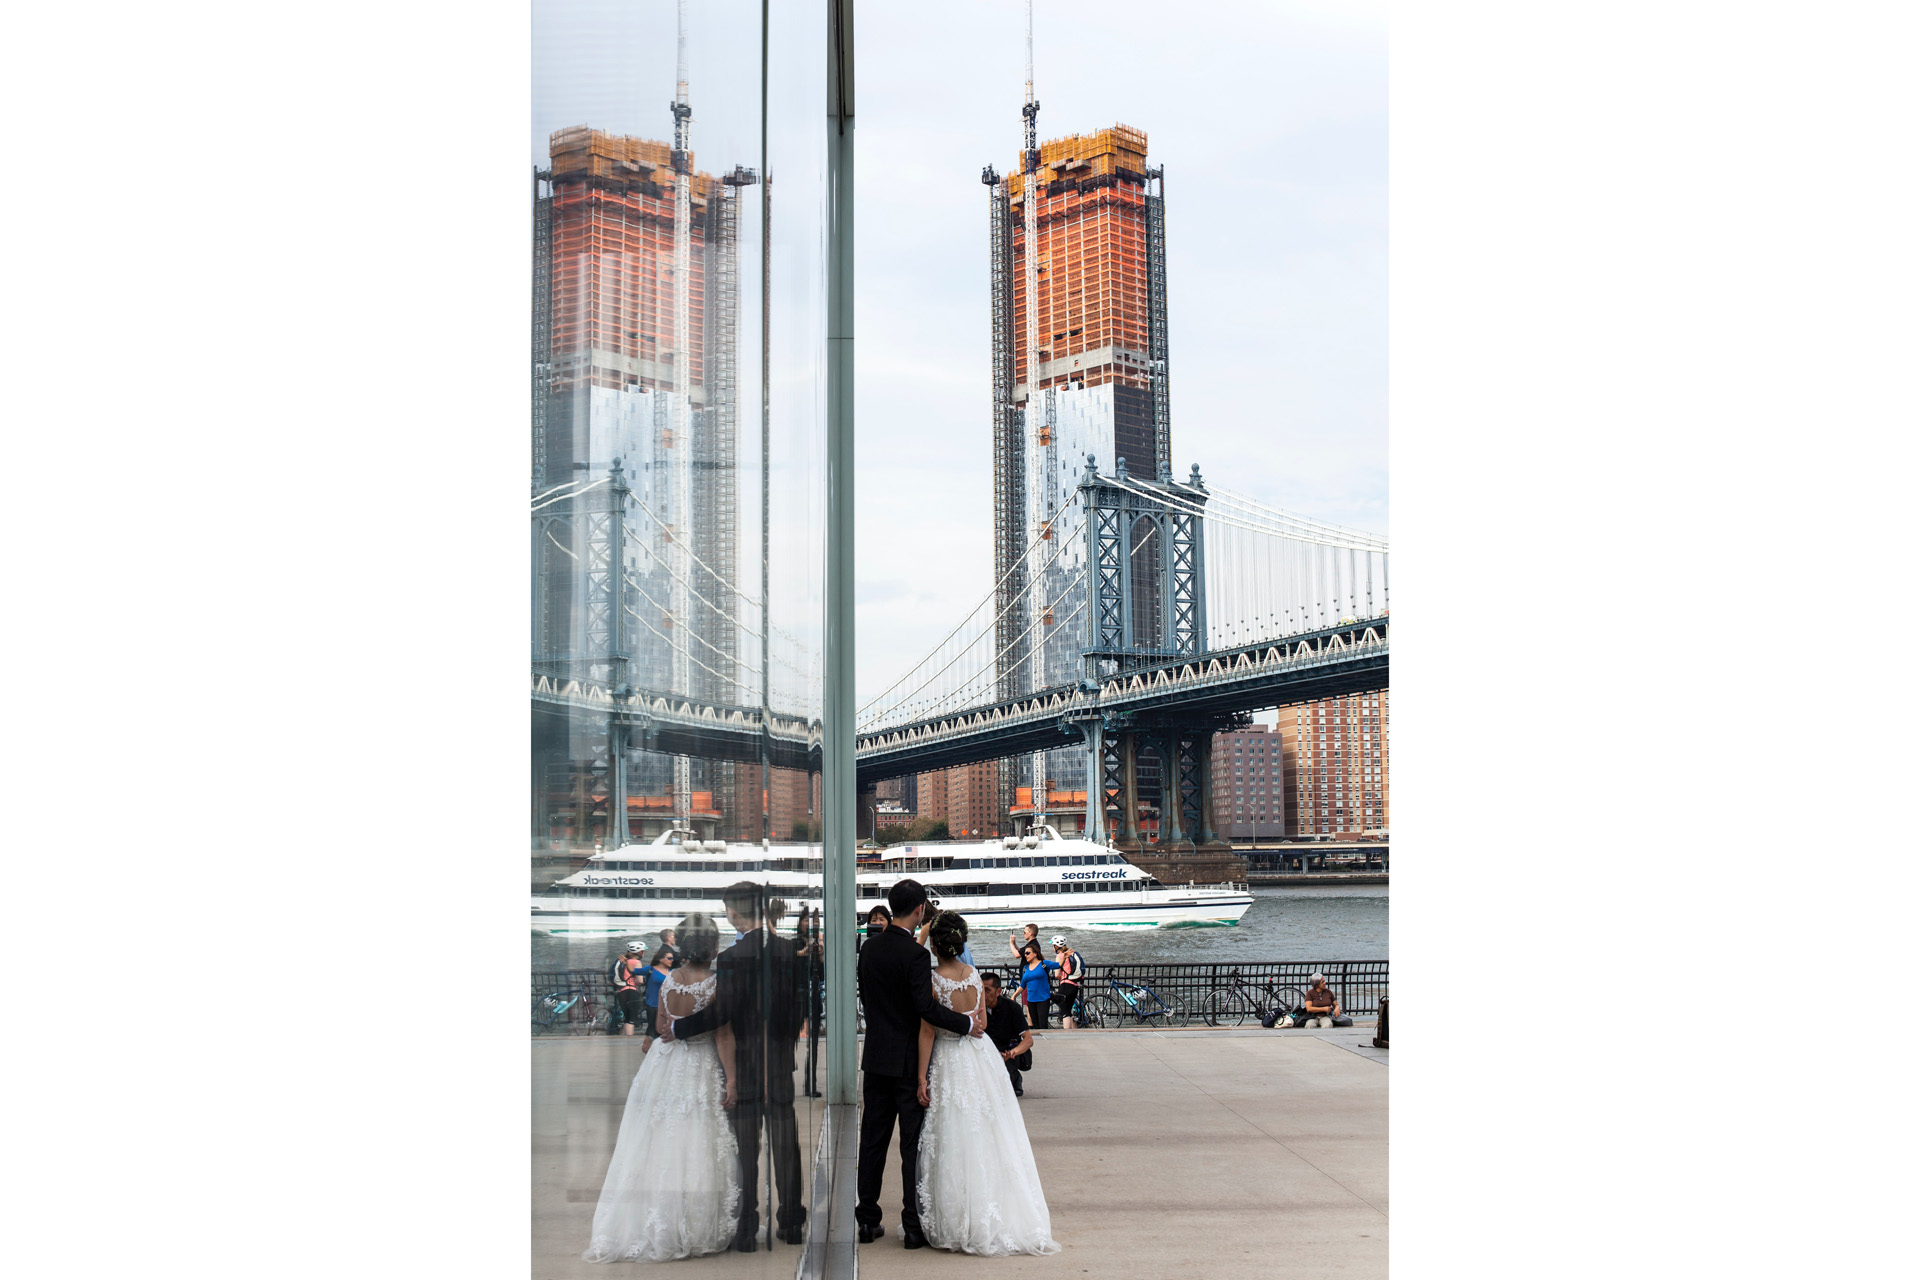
xmin=1049 ymin=935 xmax=1068 ymax=949
xmin=624 ymin=939 xmax=647 ymax=954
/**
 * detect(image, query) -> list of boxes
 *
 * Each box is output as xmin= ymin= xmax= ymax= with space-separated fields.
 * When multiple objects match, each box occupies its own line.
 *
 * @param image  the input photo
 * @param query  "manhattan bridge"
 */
xmin=531 ymin=453 xmax=1388 ymax=854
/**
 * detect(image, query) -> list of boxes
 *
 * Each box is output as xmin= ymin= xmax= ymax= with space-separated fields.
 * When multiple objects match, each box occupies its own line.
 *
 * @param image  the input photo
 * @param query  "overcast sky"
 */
xmin=856 ymin=2 xmax=1385 ymax=699
xmin=533 ymin=1 xmax=1385 ymax=705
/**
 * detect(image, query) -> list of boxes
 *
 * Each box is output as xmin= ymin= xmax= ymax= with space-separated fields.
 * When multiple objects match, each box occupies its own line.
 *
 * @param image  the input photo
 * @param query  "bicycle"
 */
xmin=1083 ymin=976 xmax=1187 ymax=1028
xmin=532 ymin=989 xmax=614 ymax=1036
xmin=531 ymin=989 xmax=584 ymax=1035
xmin=1198 ymin=971 xmax=1306 ymax=1028
xmin=578 ymin=993 xmax=617 ymax=1035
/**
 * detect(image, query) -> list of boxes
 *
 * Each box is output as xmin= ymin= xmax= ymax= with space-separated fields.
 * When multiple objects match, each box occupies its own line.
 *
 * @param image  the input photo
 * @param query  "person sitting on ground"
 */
xmin=980 ymin=971 xmax=1037 ymax=1097
xmin=1050 ymin=938 xmax=1084 ymax=1030
xmin=1301 ymin=973 xmax=1342 ymax=1028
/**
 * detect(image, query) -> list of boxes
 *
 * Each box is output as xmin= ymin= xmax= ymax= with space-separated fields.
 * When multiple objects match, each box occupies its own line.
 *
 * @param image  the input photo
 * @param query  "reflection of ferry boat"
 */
xmin=532 ymin=824 xmax=1252 ymax=936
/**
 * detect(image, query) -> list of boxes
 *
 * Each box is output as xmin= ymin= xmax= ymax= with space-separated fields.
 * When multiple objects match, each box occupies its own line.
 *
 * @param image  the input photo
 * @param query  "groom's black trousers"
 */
xmin=855 ymin=1069 xmax=927 ymax=1232
xmin=731 ymin=1094 xmax=803 ymax=1237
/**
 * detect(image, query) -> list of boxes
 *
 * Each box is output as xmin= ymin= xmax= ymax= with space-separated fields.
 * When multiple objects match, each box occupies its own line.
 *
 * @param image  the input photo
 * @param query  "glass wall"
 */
xmin=530 ymin=1 xmax=832 ymax=1270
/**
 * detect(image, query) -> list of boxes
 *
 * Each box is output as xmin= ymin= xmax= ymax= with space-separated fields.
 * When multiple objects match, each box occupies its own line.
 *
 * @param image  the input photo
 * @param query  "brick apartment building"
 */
xmin=1213 ymin=692 xmax=1390 ymax=839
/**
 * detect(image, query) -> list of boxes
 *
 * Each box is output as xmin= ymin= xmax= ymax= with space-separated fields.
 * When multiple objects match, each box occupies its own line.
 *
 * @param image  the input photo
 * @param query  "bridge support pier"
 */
xmin=1194 ymin=733 xmax=1218 ymax=845
xmin=1078 ymin=720 xmax=1104 ymax=844
xmin=1120 ymin=734 xmax=1140 ymax=843
xmin=607 ymin=720 xmax=632 ymax=849
xmin=1159 ymin=728 xmax=1185 ymax=846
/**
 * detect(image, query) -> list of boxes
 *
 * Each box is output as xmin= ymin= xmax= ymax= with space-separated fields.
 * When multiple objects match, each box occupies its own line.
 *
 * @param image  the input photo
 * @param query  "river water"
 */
xmin=531 ymin=884 xmax=1386 ymax=975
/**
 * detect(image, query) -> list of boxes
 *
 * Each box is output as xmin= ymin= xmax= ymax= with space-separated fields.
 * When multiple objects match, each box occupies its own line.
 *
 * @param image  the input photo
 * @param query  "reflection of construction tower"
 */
xmin=530 ymin=124 xmax=757 ymax=846
xmin=982 ymin=120 xmax=1172 ymax=828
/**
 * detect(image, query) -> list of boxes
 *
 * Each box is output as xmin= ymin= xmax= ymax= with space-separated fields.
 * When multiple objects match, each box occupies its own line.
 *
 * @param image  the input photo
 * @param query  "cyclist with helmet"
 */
xmin=1050 ymin=937 xmax=1085 ymax=1030
xmin=610 ymin=941 xmax=648 ymax=1037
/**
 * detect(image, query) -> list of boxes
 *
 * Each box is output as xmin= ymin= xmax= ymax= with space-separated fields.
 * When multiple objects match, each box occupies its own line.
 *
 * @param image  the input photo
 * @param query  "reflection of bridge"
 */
xmin=533 ymin=456 xmax=1387 ymax=850
xmin=530 ymin=673 xmax=820 ymax=773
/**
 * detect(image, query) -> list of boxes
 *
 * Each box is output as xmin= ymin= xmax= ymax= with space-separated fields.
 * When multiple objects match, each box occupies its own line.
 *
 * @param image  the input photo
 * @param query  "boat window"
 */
xmin=1045 ymin=856 xmax=1059 ymax=867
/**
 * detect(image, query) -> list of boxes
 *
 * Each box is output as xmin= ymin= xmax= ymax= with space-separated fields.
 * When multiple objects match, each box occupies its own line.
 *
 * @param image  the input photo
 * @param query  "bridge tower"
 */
xmin=1073 ymin=457 xmax=1238 ymax=877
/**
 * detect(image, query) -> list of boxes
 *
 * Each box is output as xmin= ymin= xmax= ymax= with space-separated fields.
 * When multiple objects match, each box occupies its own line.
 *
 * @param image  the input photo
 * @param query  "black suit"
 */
xmin=854 ymin=925 xmax=973 ymax=1234
xmin=672 ymin=927 xmax=809 ymax=1239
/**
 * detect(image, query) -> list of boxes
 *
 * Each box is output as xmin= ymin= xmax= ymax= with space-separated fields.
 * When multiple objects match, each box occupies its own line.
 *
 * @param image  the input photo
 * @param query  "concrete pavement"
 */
xmin=533 ymin=1025 xmax=1385 ymax=1280
xmin=857 ymin=1026 xmax=1386 ymax=1280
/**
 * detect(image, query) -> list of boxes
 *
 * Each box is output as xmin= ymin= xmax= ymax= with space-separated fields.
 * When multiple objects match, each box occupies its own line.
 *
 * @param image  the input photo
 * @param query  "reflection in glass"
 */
xmin=530 ymin=1 xmax=829 ymax=1271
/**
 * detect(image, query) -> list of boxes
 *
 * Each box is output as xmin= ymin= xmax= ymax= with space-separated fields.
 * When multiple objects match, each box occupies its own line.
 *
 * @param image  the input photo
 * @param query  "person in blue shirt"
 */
xmin=638 ymin=946 xmax=672 ymax=1050
xmin=1017 ymin=941 xmax=1060 ymax=1029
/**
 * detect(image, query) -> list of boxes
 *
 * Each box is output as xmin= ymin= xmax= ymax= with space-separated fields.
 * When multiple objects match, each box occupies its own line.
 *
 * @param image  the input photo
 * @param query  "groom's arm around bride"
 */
xmin=853 ymin=880 xmax=982 ymax=1246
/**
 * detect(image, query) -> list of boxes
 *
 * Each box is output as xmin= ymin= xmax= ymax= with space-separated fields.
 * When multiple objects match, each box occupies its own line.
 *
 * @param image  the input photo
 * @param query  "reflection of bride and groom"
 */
xmin=583 ymin=878 xmax=1057 ymax=1262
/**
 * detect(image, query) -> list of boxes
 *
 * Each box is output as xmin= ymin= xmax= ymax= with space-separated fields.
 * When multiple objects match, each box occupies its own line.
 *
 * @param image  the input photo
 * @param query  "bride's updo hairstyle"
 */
xmin=675 ymin=912 xmax=722 ymax=965
xmin=927 ymin=910 xmax=969 ymax=961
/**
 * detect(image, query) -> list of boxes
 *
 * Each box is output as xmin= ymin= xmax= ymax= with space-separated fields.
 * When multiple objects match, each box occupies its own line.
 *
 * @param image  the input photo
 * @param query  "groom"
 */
xmin=855 ymin=879 xmax=985 ymax=1247
xmin=660 ymin=881 xmax=810 ymax=1251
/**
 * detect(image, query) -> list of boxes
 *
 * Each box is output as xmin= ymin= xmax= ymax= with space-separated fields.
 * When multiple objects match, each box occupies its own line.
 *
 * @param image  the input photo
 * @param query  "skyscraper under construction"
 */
xmin=982 ymin=122 xmax=1172 ymax=826
xmin=530 ymin=125 xmax=760 ymax=844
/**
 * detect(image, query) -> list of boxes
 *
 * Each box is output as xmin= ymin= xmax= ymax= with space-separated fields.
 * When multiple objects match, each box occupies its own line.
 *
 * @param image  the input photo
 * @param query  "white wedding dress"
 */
xmin=916 ymin=967 xmax=1061 ymax=1256
xmin=583 ymin=970 xmax=741 ymax=1263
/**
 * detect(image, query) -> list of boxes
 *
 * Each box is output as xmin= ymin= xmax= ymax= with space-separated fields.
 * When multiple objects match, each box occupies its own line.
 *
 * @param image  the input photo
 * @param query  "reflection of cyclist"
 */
xmin=1050 ymin=938 xmax=1084 ymax=1030
xmin=610 ymin=941 xmax=648 ymax=1037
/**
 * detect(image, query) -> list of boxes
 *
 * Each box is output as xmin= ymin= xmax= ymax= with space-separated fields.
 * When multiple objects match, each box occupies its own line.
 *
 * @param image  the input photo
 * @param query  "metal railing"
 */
xmin=532 ymin=960 xmax=1387 ymax=1033
xmin=985 ymin=960 xmax=1387 ymax=1020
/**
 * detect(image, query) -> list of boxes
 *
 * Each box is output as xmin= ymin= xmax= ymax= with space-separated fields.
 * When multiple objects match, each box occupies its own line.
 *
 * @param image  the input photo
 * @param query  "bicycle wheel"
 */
xmin=1086 ymin=993 xmax=1124 ymax=1027
xmin=1200 ymin=990 xmax=1244 ymax=1028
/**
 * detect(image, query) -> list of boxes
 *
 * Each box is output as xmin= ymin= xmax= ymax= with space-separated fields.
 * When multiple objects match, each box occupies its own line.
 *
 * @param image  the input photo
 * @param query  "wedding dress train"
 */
xmin=916 ymin=968 xmax=1061 ymax=1256
xmin=583 ymin=971 xmax=741 ymax=1263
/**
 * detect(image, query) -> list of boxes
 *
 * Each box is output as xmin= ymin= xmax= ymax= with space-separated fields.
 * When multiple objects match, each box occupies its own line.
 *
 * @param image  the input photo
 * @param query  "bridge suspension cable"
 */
xmin=1102 ymin=473 xmax=1388 ymax=649
xmin=1208 ymin=485 xmax=1388 ymax=552
xmin=529 ymin=475 xmax=610 ymax=513
xmin=859 ymin=566 xmax=1090 ymax=731
xmin=856 ymin=510 xmax=1088 ymax=718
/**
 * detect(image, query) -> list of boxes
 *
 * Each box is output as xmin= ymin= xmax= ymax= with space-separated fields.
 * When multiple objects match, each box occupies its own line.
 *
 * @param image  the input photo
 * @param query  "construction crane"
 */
xmin=669 ymin=0 xmax=694 ymax=826
xmin=1021 ymin=0 xmax=1051 ymax=834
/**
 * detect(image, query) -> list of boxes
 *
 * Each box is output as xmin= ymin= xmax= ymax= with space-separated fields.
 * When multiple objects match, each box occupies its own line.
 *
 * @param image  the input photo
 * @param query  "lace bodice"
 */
xmin=661 ymin=970 xmax=717 ymax=1017
xmin=930 ymin=967 xmax=980 ymax=1038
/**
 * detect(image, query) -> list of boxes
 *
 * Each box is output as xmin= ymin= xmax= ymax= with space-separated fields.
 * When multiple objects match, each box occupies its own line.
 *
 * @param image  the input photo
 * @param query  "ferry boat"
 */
xmin=532 ymin=824 xmax=1252 ymax=936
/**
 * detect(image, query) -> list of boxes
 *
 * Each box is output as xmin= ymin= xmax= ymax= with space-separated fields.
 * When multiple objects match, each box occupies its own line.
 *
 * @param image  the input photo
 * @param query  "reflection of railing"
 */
xmin=531 ymin=960 xmax=1389 ymax=1030
xmin=981 ymin=960 xmax=1388 ymax=1019
xmin=531 ymin=673 xmax=823 ymax=772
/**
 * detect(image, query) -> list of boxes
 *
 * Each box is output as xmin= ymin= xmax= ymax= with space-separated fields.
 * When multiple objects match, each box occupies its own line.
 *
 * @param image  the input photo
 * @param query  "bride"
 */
xmin=914 ymin=911 xmax=1061 ymax=1256
xmin=584 ymin=913 xmax=741 ymax=1263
